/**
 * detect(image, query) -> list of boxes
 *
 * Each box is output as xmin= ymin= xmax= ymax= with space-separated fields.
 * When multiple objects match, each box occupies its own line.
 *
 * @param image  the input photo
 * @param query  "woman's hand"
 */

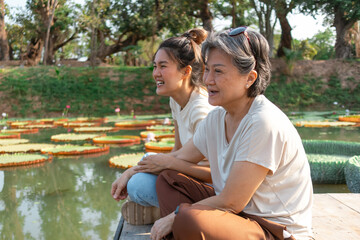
xmin=150 ymin=212 xmax=175 ymax=240
xmin=136 ymin=153 xmax=170 ymax=174
xmin=111 ymin=167 xmax=138 ymax=201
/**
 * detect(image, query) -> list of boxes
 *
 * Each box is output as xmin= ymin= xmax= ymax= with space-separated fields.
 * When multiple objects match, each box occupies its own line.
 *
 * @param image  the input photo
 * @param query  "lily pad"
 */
xmin=51 ymin=133 xmax=105 ymax=142
xmin=93 ymin=135 xmax=141 ymax=144
xmin=0 ymin=153 xmax=52 ymax=167
xmin=0 ymin=143 xmax=56 ymax=153
xmin=74 ymin=127 xmax=118 ymax=133
xmin=0 ymin=132 xmax=21 ymax=139
xmin=339 ymin=115 xmax=360 ymax=123
xmin=146 ymin=125 xmax=175 ymax=131
xmin=108 ymin=153 xmax=144 ymax=169
xmin=115 ymin=120 xmax=157 ymax=129
xmin=41 ymin=144 xmax=110 ymax=155
xmin=295 ymin=121 xmax=356 ymax=127
xmin=140 ymin=131 xmax=175 ymax=140
xmin=0 ymin=139 xmax=29 ymax=146
xmin=63 ymin=122 xmax=98 ymax=128
xmin=145 ymin=140 xmax=174 ymax=153
xmin=1 ymin=128 xmax=39 ymax=134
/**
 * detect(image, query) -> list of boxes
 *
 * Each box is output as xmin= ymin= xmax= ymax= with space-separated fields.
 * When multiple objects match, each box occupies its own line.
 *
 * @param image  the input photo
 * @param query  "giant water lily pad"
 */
xmin=140 ymin=131 xmax=175 ymax=140
xmin=145 ymin=140 xmax=174 ymax=153
xmin=345 ymin=156 xmax=360 ymax=193
xmin=74 ymin=127 xmax=118 ymax=133
xmin=307 ymin=154 xmax=349 ymax=184
xmin=108 ymin=153 xmax=144 ymax=169
xmin=41 ymin=144 xmax=110 ymax=155
xmin=51 ymin=133 xmax=105 ymax=142
xmin=0 ymin=153 xmax=52 ymax=167
xmin=0 ymin=143 xmax=56 ymax=153
xmin=115 ymin=120 xmax=157 ymax=129
xmin=295 ymin=121 xmax=356 ymax=127
xmin=0 ymin=139 xmax=29 ymax=146
xmin=0 ymin=133 xmax=20 ymax=139
xmin=23 ymin=124 xmax=55 ymax=129
xmin=75 ymin=117 xmax=106 ymax=123
xmin=63 ymin=122 xmax=98 ymax=128
xmin=146 ymin=125 xmax=175 ymax=132
xmin=93 ymin=135 xmax=141 ymax=144
xmin=1 ymin=128 xmax=39 ymax=134
xmin=339 ymin=115 xmax=360 ymax=123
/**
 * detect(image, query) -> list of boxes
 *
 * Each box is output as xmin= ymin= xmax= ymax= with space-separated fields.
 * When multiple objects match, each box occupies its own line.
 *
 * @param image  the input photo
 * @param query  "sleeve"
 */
xmin=234 ymin=115 xmax=284 ymax=175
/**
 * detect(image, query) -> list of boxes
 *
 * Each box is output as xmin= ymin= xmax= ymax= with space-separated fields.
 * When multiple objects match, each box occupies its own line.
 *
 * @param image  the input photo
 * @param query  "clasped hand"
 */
xmin=135 ymin=153 xmax=169 ymax=174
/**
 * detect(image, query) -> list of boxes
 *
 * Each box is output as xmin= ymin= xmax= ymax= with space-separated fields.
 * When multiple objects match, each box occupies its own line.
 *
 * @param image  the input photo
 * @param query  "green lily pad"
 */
xmin=0 ymin=153 xmax=52 ymax=167
xmin=108 ymin=153 xmax=144 ymax=169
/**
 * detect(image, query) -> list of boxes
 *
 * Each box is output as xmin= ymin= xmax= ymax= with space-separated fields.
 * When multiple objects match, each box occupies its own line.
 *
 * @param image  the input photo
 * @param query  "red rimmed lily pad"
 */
xmin=74 ymin=127 xmax=119 ymax=133
xmin=0 ymin=143 xmax=56 ymax=153
xmin=0 ymin=139 xmax=29 ymax=146
xmin=339 ymin=115 xmax=360 ymax=123
xmin=140 ymin=131 xmax=175 ymax=140
xmin=0 ymin=153 xmax=52 ymax=168
xmin=92 ymin=135 xmax=141 ymax=144
xmin=145 ymin=140 xmax=174 ymax=153
xmin=63 ymin=122 xmax=100 ymax=128
xmin=1 ymin=128 xmax=39 ymax=134
xmin=23 ymin=124 xmax=56 ymax=129
xmin=51 ymin=133 xmax=105 ymax=142
xmin=115 ymin=120 xmax=157 ymax=129
xmin=41 ymin=144 xmax=110 ymax=155
xmin=0 ymin=132 xmax=21 ymax=139
xmin=146 ymin=125 xmax=175 ymax=132
xmin=108 ymin=153 xmax=144 ymax=169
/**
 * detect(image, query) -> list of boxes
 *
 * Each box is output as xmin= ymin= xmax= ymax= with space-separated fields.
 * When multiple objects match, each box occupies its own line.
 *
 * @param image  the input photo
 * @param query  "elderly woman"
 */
xmin=138 ymin=27 xmax=313 ymax=240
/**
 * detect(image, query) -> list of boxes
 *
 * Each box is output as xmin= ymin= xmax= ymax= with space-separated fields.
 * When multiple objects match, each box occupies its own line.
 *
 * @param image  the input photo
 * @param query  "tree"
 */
xmin=274 ymin=0 xmax=296 ymax=57
xmin=250 ymin=0 xmax=277 ymax=56
xmin=14 ymin=0 xmax=78 ymax=65
xmin=0 ymin=0 xmax=9 ymax=61
xmin=298 ymin=0 xmax=360 ymax=59
xmin=213 ymin=0 xmax=254 ymax=29
xmin=43 ymin=0 xmax=59 ymax=65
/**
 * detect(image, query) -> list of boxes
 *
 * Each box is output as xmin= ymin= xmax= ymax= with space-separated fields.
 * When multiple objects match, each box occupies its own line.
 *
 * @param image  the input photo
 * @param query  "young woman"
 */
xmin=111 ymin=28 xmax=214 ymax=225
xmin=138 ymin=27 xmax=313 ymax=240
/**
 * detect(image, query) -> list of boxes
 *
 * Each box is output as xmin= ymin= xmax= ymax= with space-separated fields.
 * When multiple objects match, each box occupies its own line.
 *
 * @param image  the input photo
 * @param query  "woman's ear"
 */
xmin=246 ymin=70 xmax=257 ymax=87
xmin=183 ymin=65 xmax=193 ymax=78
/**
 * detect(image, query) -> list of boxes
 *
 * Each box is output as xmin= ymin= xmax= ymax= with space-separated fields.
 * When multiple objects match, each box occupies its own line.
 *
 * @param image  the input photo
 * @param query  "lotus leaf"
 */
xmin=108 ymin=153 xmax=144 ymax=169
xmin=51 ymin=133 xmax=104 ymax=142
xmin=93 ymin=135 xmax=140 ymax=144
xmin=0 ymin=139 xmax=29 ymax=146
xmin=0 ymin=143 xmax=56 ymax=153
xmin=146 ymin=125 xmax=175 ymax=131
xmin=0 ymin=153 xmax=52 ymax=167
xmin=74 ymin=127 xmax=117 ymax=133
xmin=41 ymin=144 xmax=109 ymax=155
xmin=140 ymin=131 xmax=175 ymax=139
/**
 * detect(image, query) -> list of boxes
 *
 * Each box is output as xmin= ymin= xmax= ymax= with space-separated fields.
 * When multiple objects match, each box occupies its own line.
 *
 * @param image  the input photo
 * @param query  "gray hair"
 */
xmin=202 ymin=29 xmax=271 ymax=97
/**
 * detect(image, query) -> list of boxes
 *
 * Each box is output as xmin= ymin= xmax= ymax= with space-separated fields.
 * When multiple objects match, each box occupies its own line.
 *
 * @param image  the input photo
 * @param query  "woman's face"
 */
xmin=152 ymin=49 xmax=185 ymax=97
xmin=203 ymin=48 xmax=250 ymax=108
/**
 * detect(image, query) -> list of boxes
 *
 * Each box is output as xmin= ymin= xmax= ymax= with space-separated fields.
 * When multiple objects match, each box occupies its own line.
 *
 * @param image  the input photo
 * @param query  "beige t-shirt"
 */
xmin=193 ymin=95 xmax=313 ymax=239
xmin=169 ymin=87 xmax=214 ymax=146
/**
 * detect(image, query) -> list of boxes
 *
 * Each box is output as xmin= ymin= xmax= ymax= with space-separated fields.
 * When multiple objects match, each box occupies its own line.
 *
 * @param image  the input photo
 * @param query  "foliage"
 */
xmin=0 ymin=66 xmax=168 ymax=117
xmin=308 ymin=28 xmax=335 ymax=60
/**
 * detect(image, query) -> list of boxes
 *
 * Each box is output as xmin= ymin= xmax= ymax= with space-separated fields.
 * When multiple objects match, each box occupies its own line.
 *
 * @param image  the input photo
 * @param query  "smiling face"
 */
xmin=152 ymin=49 xmax=186 ymax=97
xmin=203 ymin=48 xmax=255 ymax=109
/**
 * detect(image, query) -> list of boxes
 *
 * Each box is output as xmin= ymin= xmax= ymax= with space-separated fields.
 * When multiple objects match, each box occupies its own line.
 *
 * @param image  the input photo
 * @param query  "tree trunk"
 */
xmin=43 ymin=0 xmax=58 ymax=65
xmin=24 ymin=38 xmax=44 ymax=66
xmin=0 ymin=0 xmax=9 ymax=61
xmin=354 ymin=22 xmax=360 ymax=58
xmin=275 ymin=0 xmax=292 ymax=57
xmin=198 ymin=0 xmax=213 ymax=32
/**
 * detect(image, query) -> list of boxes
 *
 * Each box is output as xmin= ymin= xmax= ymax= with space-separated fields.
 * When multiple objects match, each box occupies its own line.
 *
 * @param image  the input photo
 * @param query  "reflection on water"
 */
xmin=0 ymin=127 xmax=142 ymax=240
xmin=0 ymin=118 xmax=359 ymax=239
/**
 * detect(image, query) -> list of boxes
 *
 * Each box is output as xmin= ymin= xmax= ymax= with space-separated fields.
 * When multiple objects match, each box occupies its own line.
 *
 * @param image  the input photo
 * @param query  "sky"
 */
xmin=5 ymin=0 xmax=331 ymax=40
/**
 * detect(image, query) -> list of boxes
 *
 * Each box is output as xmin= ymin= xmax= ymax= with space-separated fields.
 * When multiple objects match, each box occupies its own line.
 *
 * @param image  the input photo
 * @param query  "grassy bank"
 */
xmin=0 ymin=66 xmax=359 ymax=118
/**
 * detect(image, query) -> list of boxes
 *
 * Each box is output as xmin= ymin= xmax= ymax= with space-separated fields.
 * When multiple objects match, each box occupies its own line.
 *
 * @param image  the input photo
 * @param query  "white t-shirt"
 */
xmin=193 ymin=95 xmax=313 ymax=239
xmin=170 ymin=87 xmax=214 ymax=146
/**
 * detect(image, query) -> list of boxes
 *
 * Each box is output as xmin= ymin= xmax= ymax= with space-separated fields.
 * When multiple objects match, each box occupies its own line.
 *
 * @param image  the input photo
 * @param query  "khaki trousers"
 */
xmin=156 ymin=170 xmax=296 ymax=240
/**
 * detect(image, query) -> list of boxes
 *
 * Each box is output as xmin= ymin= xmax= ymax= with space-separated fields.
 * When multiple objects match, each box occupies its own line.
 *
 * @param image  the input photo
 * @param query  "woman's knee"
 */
xmin=173 ymin=204 xmax=205 ymax=239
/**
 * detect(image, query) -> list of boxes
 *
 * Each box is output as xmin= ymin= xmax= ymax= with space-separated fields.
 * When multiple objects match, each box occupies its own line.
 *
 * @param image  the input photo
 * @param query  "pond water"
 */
xmin=0 ymin=116 xmax=359 ymax=239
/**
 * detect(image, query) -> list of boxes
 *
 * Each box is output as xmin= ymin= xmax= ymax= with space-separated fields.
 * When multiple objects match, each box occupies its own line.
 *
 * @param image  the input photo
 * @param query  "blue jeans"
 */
xmin=127 ymin=152 xmax=159 ymax=207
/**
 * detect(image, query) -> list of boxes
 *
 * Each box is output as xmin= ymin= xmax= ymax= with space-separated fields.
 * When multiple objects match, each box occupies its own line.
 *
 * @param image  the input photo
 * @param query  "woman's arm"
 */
xmin=194 ymin=161 xmax=269 ymax=213
xmin=171 ymin=120 xmax=182 ymax=152
xmin=136 ymin=139 xmax=212 ymax=183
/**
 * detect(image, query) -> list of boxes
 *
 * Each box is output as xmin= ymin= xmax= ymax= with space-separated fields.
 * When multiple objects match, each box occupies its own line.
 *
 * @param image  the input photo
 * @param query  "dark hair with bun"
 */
xmin=155 ymin=28 xmax=208 ymax=87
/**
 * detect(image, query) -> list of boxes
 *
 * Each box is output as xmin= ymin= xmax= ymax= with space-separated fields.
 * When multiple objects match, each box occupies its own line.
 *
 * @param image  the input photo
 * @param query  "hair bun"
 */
xmin=182 ymin=28 xmax=208 ymax=45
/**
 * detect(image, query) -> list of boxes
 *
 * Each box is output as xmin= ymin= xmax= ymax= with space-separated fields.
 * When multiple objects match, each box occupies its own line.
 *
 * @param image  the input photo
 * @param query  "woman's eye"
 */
xmin=215 ymin=69 xmax=222 ymax=73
